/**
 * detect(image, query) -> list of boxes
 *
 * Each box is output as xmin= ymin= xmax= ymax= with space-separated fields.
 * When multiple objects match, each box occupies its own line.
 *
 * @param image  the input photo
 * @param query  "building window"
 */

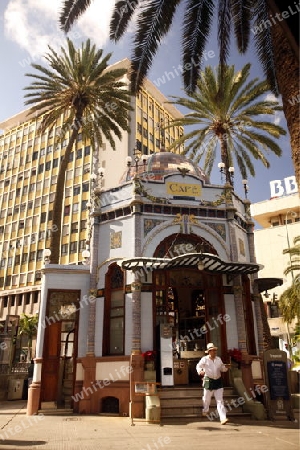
xmin=73 ymin=186 xmax=81 ymax=196
xmin=79 ymin=239 xmax=86 ymax=250
xmin=61 ymin=243 xmax=68 ymax=255
xmin=64 ymin=205 xmax=70 ymax=216
xmin=32 ymin=151 xmax=38 ymax=161
xmin=82 ymin=182 xmax=89 ymax=192
xmin=84 ymin=146 xmax=90 ymax=156
xmin=80 ymin=220 xmax=87 ymax=231
xmin=76 ymin=149 xmax=82 ymax=159
xmin=70 ymin=241 xmax=77 ymax=253
xmin=69 ymin=152 xmax=74 ymax=162
xmin=38 ymin=163 xmax=44 ymax=174
xmin=81 ymin=200 xmax=88 ymax=210
xmin=53 ymin=158 xmax=58 ymax=168
xmin=41 ymin=212 xmax=47 ymax=223
xmin=73 ymin=203 xmax=79 ymax=213
xmin=15 ymin=255 xmax=20 ymax=265
xmin=45 ymin=161 xmax=51 ymax=171
xmin=71 ymin=222 xmax=78 ymax=233
xmin=22 ymin=253 xmax=28 ymax=264
xmin=29 ymin=251 xmax=36 ymax=262
xmin=37 ymin=250 xmax=43 ymax=261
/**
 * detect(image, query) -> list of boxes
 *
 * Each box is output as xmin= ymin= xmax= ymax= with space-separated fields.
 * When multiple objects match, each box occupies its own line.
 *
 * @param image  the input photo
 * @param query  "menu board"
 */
xmin=267 ymin=361 xmax=289 ymax=400
xmin=263 ymin=349 xmax=294 ymax=421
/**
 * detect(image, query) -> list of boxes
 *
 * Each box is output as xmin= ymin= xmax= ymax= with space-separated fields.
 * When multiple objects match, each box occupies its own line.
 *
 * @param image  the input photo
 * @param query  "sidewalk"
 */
xmin=0 ymin=401 xmax=299 ymax=450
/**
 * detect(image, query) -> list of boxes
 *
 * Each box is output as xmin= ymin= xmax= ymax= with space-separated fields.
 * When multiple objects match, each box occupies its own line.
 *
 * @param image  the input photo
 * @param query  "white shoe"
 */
xmin=221 ymin=418 xmax=229 ymax=425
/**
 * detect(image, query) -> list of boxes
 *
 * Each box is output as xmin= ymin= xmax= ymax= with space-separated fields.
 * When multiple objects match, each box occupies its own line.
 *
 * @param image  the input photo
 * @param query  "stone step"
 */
xmin=161 ymin=411 xmax=252 ymax=422
xmin=158 ymin=386 xmax=235 ymax=398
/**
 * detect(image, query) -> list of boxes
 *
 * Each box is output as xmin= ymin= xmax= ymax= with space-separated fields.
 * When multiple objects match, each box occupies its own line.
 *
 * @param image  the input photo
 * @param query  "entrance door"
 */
xmin=153 ymin=269 xmax=226 ymax=383
xmin=41 ymin=290 xmax=79 ymax=406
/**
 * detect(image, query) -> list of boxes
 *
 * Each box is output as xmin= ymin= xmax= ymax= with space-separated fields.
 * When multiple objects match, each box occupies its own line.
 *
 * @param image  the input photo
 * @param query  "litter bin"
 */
xmin=145 ymin=395 xmax=161 ymax=423
xmin=8 ymin=379 xmax=24 ymax=400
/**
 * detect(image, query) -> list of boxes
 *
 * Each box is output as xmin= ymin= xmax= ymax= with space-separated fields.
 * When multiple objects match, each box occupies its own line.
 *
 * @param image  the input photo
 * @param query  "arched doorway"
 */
xmin=153 ymin=234 xmax=227 ymax=383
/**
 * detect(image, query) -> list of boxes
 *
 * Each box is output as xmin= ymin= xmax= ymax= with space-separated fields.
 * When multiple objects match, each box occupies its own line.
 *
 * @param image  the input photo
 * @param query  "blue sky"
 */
xmin=0 ymin=0 xmax=296 ymax=204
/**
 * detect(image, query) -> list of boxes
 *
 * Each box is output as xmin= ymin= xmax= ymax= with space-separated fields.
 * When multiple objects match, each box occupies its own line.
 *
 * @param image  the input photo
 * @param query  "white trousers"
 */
xmin=202 ymin=388 xmax=227 ymax=421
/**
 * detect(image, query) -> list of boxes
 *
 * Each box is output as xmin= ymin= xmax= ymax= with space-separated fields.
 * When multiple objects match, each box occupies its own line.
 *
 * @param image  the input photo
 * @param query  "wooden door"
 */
xmin=41 ymin=321 xmax=61 ymax=402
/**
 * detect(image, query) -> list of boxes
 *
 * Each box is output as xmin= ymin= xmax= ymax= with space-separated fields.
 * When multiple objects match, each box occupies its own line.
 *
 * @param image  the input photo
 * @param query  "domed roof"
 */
xmin=120 ymin=151 xmax=209 ymax=184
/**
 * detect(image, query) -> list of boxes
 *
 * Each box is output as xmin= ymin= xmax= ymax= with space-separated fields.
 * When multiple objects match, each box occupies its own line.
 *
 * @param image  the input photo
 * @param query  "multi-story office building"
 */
xmin=0 ymin=58 xmax=183 ymax=327
xmin=251 ymin=185 xmax=299 ymax=349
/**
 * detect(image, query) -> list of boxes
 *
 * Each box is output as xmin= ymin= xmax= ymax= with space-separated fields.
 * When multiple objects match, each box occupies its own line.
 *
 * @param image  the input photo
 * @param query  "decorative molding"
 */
xmin=144 ymin=218 xmax=165 ymax=237
xmin=204 ymin=222 xmax=226 ymax=241
xmin=134 ymin=178 xmax=170 ymax=204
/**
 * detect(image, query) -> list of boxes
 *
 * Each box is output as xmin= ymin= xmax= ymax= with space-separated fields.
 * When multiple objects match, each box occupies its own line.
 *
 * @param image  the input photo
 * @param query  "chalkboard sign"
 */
xmin=267 ymin=361 xmax=290 ymax=400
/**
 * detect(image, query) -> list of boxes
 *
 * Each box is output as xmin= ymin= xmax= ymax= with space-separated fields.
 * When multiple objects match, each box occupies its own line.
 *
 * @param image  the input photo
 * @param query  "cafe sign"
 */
xmin=167 ymin=182 xmax=201 ymax=197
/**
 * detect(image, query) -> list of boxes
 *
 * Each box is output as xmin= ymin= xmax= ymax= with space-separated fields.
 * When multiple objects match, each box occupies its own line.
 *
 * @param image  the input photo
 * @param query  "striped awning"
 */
xmin=121 ymin=252 xmax=262 ymax=275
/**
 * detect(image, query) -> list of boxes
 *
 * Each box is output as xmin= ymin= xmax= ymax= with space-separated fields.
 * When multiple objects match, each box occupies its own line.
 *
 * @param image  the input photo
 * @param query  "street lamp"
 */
xmin=43 ymin=248 xmax=51 ymax=263
xmin=242 ymin=179 xmax=249 ymax=198
xmin=228 ymin=166 xmax=235 ymax=186
xmin=217 ymin=162 xmax=225 ymax=183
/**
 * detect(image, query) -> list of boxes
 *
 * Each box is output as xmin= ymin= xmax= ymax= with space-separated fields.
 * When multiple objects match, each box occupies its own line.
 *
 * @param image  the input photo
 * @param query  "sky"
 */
xmin=0 ymin=0 xmax=296 ymax=205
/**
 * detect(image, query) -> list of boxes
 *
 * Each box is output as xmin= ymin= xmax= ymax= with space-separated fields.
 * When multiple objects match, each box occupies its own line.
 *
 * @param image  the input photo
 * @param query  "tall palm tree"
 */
xmin=165 ymin=63 xmax=286 ymax=184
xmin=59 ymin=0 xmax=299 ymax=188
xmin=24 ymin=39 xmax=132 ymax=264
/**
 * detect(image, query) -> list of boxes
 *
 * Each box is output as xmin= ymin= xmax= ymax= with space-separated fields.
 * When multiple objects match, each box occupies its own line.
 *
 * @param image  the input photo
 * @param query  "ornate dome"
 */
xmin=120 ymin=151 xmax=209 ymax=184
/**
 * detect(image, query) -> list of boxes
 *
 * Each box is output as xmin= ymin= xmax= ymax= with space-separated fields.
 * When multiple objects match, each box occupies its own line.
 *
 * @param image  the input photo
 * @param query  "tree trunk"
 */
xmin=269 ymin=6 xmax=300 ymax=188
xmin=219 ymin=133 xmax=232 ymax=185
xmin=49 ymin=113 xmax=83 ymax=264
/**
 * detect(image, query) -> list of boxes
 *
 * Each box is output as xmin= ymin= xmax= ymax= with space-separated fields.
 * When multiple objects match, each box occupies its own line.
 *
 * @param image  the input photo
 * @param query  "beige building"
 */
xmin=251 ymin=190 xmax=300 ymax=348
xmin=0 ymin=58 xmax=183 ymax=329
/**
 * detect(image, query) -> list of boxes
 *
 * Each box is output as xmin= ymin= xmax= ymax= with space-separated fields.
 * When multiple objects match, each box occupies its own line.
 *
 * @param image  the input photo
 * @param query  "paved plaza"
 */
xmin=0 ymin=401 xmax=299 ymax=450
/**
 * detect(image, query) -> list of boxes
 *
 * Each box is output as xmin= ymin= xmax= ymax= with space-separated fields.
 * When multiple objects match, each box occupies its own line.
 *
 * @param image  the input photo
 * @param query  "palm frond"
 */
xmin=60 ymin=0 xmax=92 ymax=33
xmin=130 ymin=0 xmax=181 ymax=93
xmin=182 ymin=0 xmax=215 ymax=93
xmin=230 ymin=0 xmax=251 ymax=53
xmin=252 ymin=0 xmax=279 ymax=95
xmin=110 ymin=0 xmax=141 ymax=41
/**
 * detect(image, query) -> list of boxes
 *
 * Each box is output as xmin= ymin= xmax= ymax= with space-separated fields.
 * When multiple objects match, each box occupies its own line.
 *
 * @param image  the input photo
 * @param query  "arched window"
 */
xmin=103 ymin=264 xmax=125 ymax=355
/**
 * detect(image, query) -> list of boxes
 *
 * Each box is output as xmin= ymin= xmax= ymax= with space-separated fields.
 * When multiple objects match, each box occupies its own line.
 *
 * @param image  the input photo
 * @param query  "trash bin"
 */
xmin=8 ymin=379 xmax=24 ymax=400
xmin=145 ymin=395 xmax=161 ymax=423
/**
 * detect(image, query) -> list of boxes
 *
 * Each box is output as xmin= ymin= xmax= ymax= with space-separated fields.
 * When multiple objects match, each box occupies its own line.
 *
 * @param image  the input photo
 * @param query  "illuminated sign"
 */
xmin=166 ymin=182 xmax=201 ymax=197
xmin=270 ymin=176 xmax=298 ymax=197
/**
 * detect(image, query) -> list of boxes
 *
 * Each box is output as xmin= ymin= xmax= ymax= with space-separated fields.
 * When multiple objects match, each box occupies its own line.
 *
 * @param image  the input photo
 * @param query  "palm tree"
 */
xmin=18 ymin=314 xmax=39 ymax=362
xmin=279 ymin=236 xmax=300 ymax=325
xmin=59 ymin=0 xmax=299 ymax=187
xmin=165 ymin=63 xmax=286 ymax=184
xmin=24 ymin=38 xmax=132 ymax=264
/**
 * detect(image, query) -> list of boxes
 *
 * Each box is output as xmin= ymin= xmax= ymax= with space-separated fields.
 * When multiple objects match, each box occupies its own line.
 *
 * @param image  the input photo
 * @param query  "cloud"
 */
xmin=4 ymin=0 xmax=116 ymax=59
xmin=264 ymin=93 xmax=283 ymax=126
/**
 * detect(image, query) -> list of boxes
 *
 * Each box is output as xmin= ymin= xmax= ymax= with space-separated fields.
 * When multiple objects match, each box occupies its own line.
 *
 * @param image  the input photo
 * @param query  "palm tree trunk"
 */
xmin=220 ymin=133 xmax=232 ymax=185
xmin=49 ymin=112 xmax=83 ymax=264
xmin=269 ymin=5 xmax=300 ymax=188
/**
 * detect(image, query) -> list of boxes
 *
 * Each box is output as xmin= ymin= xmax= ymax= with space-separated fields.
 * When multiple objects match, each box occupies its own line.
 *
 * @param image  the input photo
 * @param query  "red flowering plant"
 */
xmin=142 ymin=350 xmax=156 ymax=370
xmin=228 ymin=348 xmax=242 ymax=368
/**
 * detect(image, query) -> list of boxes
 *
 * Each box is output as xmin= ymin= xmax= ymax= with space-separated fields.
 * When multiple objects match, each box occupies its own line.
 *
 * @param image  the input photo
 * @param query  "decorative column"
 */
xmin=129 ymin=175 xmax=144 ymax=419
xmin=27 ymin=266 xmax=48 ymax=415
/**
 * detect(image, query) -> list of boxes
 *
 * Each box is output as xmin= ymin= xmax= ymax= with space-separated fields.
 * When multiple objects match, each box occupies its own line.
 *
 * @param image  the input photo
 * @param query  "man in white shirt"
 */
xmin=196 ymin=342 xmax=229 ymax=425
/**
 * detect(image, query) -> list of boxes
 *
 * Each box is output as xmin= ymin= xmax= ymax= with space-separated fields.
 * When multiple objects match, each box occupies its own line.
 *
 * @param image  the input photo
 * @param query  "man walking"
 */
xmin=196 ymin=342 xmax=229 ymax=425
